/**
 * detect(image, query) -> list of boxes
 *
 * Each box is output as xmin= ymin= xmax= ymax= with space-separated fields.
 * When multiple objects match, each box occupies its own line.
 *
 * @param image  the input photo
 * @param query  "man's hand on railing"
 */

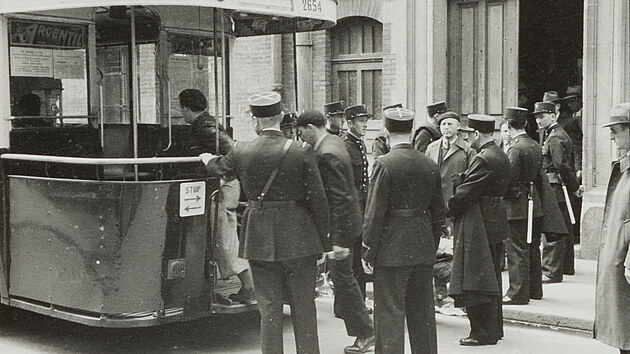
xmin=199 ymin=153 xmax=218 ymax=166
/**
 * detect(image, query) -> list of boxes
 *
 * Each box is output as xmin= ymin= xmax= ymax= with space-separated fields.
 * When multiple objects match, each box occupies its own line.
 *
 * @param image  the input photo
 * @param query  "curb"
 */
xmin=502 ymin=308 xmax=593 ymax=333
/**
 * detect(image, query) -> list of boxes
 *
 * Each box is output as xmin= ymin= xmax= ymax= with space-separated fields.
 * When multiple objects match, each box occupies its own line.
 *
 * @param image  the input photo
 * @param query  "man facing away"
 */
xmin=178 ymin=88 xmax=255 ymax=305
xmin=363 ymin=107 xmax=446 ymax=354
xmin=448 ymin=114 xmax=511 ymax=346
xmin=343 ymin=104 xmax=371 ymax=300
xmin=412 ymin=101 xmax=446 ymax=153
xmin=296 ymin=110 xmax=375 ymax=354
xmin=535 ymin=101 xmax=580 ymax=284
xmin=502 ymin=107 xmax=544 ymax=305
xmin=200 ymin=91 xmax=329 ymax=354
xmin=372 ymin=103 xmax=403 ymax=158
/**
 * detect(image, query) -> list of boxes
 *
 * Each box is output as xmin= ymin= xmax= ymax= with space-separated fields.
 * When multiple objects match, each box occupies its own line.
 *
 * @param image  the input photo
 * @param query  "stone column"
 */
xmin=295 ymin=32 xmax=313 ymax=112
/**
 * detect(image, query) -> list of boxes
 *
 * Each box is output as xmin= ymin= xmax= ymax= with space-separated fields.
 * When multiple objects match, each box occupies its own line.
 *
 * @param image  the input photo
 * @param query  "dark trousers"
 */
xmin=505 ymin=218 xmax=543 ymax=302
xmin=373 ymin=264 xmax=437 ymax=354
xmin=250 ymin=256 xmax=320 ymax=354
xmin=351 ymin=237 xmax=367 ymax=299
xmin=542 ymin=201 xmax=574 ymax=281
xmin=328 ymin=249 xmax=374 ymax=338
xmin=490 ymin=241 xmax=504 ymax=339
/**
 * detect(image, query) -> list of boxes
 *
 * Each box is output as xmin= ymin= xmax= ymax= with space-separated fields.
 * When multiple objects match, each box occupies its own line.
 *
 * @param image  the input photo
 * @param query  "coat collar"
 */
xmin=620 ymin=152 xmax=630 ymax=173
xmin=260 ymin=129 xmax=284 ymax=137
xmin=442 ymin=136 xmax=468 ymax=161
xmin=390 ymin=142 xmax=413 ymax=151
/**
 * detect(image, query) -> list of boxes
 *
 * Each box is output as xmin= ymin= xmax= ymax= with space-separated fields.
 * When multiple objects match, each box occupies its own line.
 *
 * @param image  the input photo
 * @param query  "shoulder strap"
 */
xmin=258 ymin=139 xmax=293 ymax=202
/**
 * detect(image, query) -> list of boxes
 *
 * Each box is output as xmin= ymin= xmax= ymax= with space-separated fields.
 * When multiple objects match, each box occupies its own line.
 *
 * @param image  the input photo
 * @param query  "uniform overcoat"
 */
xmin=594 ymin=154 xmax=630 ymax=350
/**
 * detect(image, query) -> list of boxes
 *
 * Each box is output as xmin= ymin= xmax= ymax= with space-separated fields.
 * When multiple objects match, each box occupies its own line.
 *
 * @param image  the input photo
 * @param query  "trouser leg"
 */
xmin=351 ymin=237 xmax=367 ymax=299
xmin=542 ymin=202 xmax=569 ymax=281
xmin=505 ymin=219 xmax=530 ymax=302
xmin=406 ymin=264 xmax=437 ymax=354
xmin=328 ymin=251 xmax=374 ymax=338
xmin=466 ymin=300 xmax=498 ymax=343
xmin=284 ymin=256 xmax=320 ymax=354
xmin=249 ymin=261 xmax=286 ymax=354
xmin=489 ymin=242 xmax=504 ymax=339
xmin=529 ymin=219 xmax=543 ymax=299
xmin=563 ymin=207 xmax=575 ymax=275
xmin=433 ymin=259 xmax=451 ymax=302
xmin=373 ymin=266 xmax=409 ymax=354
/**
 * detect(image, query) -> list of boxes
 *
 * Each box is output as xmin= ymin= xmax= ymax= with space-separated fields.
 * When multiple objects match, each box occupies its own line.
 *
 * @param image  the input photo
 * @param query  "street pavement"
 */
xmin=0 ymin=286 xmax=615 ymax=353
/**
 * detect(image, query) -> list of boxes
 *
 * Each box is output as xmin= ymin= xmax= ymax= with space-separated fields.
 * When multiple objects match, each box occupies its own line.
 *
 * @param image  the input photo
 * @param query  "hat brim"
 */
xmin=563 ymin=94 xmax=581 ymax=100
xmin=347 ymin=113 xmax=371 ymax=119
xmin=533 ymin=110 xmax=555 ymax=115
xmin=602 ymin=121 xmax=630 ymax=128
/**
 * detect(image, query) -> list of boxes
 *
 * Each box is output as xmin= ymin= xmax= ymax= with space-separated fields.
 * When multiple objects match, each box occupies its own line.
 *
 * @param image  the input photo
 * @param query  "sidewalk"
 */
xmin=501 ymin=257 xmax=597 ymax=333
xmin=364 ymin=257 xmax=598 ymax=333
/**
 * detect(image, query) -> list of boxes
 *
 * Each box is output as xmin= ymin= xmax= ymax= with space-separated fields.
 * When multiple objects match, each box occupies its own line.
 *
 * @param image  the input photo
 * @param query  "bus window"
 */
xmin=8 ymin=19 xmax=89 ymax=127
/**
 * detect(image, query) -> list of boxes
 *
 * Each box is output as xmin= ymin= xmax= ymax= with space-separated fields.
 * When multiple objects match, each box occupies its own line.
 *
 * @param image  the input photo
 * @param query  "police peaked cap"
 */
xmin=533 ymin=102 xmax=556 ymax=114
xmin=325 ymin=101 xmax=345 ymax=115
xmin=249 ymin=91 xmax=283 ymax=117
xmin=344 ymin=104 xmax=371 ymax=120
xmin=467 ymin=114 xmax=495 ymax=133
xmin=427 ymin=101 xmax=448 ymax=117
xmin=504 ymin=107 xmax=529 ymax=122
xmin=281 ymin=112 xmax=298 ymax=127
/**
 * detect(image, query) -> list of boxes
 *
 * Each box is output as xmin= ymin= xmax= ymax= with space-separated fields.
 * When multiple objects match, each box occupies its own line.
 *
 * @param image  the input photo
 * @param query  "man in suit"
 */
xmin=178 ymin=88 xmax=255 ymax=305
xmin=412 ymin=101 xmax=447 ymax=153
xmin=200 ymin=91 xmax=329 ymax=354
xmin=448 ymin=114 xmax=511 ymax=346
xmin=425 ymin=110 xmax=475 ymax=305
xmin=363 ymin=107 xmax=446 ymax=354
xmin=343 ymin=104 xmax=371 ymax=299
xmin=535 ymin=101 xmax=580 ymax=284
xmin=502 ymin=107 xmax=544 ymax=305
xmin=325 ymin=101 xmax=346 ymax=137
xmin=296 ymin=110 xmax=375 ymax=354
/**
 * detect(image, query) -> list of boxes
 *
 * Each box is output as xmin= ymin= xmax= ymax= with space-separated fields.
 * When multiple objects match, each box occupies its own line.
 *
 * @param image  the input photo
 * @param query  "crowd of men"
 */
xmin=184 ymin=86 xmax=629 ymax=354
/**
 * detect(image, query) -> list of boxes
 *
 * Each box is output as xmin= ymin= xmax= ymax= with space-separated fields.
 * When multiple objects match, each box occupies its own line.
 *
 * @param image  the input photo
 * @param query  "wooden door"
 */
xmin=448 ymin=0 xmax=518 ymax=127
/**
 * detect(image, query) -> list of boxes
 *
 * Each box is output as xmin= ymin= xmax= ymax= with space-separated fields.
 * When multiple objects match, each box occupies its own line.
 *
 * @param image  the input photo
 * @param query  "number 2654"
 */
xmin=302 ymin=0 xmax=322 ymax=13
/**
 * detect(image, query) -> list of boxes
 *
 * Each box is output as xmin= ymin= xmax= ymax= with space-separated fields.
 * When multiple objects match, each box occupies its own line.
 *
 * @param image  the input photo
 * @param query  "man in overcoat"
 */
xmin=502 ymin=107 xmax=544 ymax=305
xmin=535 ymin=101 xmax=580 ymax=283
xmin=448 ymin=114 xmax=511 ymax=346
xmin=296 ymin=110 xmax=375 ymax=354
xmin=363 ymin=107 xmax=445 ymax=354
xmin=344 ymin=104 xmax=371 ymax=298
xmin=200 ymin=92 xmax=329 ymax=354
xmin=594 ymin=102 xmax=630 ymax=354
xmin=413 ymin=101 xmax=446 ymax=153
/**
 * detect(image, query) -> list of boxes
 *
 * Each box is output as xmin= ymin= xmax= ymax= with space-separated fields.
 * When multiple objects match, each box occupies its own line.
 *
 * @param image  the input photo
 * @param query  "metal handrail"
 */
xmin=1 ymin=154 xmax=201 ymax=165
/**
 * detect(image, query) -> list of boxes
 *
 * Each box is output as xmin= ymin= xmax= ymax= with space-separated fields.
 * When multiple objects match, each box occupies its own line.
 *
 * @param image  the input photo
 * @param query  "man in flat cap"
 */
xmin=280 ymin=112 xmax=298 ymax=140
xmin=372 ymin=103 xmax=403 ymax=158
xmin=535 ymin=101 xmax=580 ymax=284
xmin=344 ymin=104 xmax=372 ymax=299
xmin=413 ymin=101 xmax=447 ymax=153
xmin=448 ymin=114 xmax=510 ymax=346
xmin=502 ymin=107 xmax=545 ymax=305
xmin=296 ymin=110 xmax=375 ymax=354
xmin=425 ymin=110 xmax=475 ymax=307
xmin=200 ymin=91 xmax=329 ymax=354
xmin=594 ymin=102 xmax=630 ymax=354
xmin=325 ymin=101 xmax=347 ymax=137
xmin=363 ymin=107 xmax=445 ymax=354
xmin=178 ymin=89 xmax=256 ymax=305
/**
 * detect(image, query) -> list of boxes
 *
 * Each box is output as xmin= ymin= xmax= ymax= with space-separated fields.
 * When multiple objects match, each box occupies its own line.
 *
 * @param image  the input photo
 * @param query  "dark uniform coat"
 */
xmin=504 ymin=133 xmax=543 ymax=220
xmin=594 ymin=153 xmax=630 ymax=350
xmin=541 ymin=123 xmax=579 ymax=197
xmin=413 ymin=123 xmax=442 ymax=153
xmin=448 ymin=141 xmax=510 ymax=301
xmin=204 ymin=129 xmax=329 ymax=261
xmin=557 ymin=111 xmax=583 ymax=172
xmin=344 ymin=131 xmax=369 ymax=209
xmin=372 ymin=134 xmax=389 ymax=159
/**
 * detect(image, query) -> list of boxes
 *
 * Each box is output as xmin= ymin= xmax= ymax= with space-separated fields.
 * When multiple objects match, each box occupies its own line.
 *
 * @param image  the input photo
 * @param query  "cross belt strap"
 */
xmin=257 ymin=139 xmax=293 ymax=203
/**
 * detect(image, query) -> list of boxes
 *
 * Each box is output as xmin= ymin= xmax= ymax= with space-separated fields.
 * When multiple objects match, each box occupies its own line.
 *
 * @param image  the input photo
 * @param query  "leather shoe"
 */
xmin=228 ymin=287 xmax=257 ymax=305
xmin=459 ymin=337 xmax=497 ymax=346
xmin=344 ymin=335 xmax=375 ymax=353
xmin=542 ymin=275 xmax=561 ymax=284
xmin=502 ymin=296 xmax=528 ymax=305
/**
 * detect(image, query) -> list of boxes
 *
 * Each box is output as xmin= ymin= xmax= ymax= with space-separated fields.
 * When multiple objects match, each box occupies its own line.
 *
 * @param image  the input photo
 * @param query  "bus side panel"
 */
xmin=8 ymin=178 xmax=169 ymax=314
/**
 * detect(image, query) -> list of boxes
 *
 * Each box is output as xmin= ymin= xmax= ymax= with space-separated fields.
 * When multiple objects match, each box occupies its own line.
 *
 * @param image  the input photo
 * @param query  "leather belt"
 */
xmin=479 ymin=196 xmax=504 ymax=202
xmin=388 ymin=209 xmax=426 ymax=218
xmin=248 ymin=200 xmax=299 ymax=209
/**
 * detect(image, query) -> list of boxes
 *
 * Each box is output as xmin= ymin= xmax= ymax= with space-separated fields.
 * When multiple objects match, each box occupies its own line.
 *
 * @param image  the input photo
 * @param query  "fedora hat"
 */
xmin=542 ymin=91 xmax=561 ymax=103
xmin=602 ymin=103 xmax=630 ymax=128
xmin=563 ymin=86 xmax=582 ymax=100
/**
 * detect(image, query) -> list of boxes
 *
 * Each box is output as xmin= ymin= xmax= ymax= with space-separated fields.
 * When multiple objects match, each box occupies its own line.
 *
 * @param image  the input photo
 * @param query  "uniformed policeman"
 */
xmin=448 ymin=114 xmax=511 ymax=346
xmin=412 ymin=101 xmax=447 ymax=153
xmin=343 ymin=104 xmax=371 ymax=299
xmin=200 ymin=91 xmax=330 ymax=354
xmin=363 ymin=107 xmax=445 ymax=354
xmin=280 ymin=112 xmax=297 ymax=140
xmin=502 ymin=107 xmax=544 ymax=305
xmin=372 ymin=103 xmax=403 ymax=158
xmin=535 ymin=101 xmax=580 ymax=284
xmin=325 ymin=101 xmax=346 ymax=137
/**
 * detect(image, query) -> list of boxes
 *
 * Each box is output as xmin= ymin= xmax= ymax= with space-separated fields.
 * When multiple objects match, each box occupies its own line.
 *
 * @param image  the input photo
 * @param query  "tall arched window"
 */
xmin=331 ymin=17 xmax=383 ymax=119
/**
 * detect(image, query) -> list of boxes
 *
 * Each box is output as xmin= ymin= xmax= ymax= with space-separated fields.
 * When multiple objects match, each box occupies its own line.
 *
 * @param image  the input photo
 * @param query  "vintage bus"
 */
xmin=0 ymin=1 xmax=336 ymax=327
